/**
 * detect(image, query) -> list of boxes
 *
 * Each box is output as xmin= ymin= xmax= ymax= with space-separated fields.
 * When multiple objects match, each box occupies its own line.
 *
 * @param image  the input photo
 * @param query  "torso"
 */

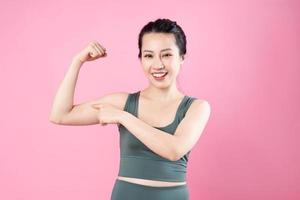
xmin=118 ymin=91 xmax=187 ymax=187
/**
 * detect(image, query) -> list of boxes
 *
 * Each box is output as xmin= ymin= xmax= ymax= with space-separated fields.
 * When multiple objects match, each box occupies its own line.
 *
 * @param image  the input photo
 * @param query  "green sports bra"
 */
xmin=117 ymin=90 xmax=196 ymax=182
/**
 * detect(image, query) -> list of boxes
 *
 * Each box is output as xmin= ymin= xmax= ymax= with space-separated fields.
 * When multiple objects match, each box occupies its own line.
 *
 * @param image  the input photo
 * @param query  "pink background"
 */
xmin=1 ymin=0 xmax=299 ymax=199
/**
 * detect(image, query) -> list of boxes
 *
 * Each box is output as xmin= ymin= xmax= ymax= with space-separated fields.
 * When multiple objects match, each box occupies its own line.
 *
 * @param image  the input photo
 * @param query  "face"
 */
xmin=140 ymin=32 xmax=184 ymax=89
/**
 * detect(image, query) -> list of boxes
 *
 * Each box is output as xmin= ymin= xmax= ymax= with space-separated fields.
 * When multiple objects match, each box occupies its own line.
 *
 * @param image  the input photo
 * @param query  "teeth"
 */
xmin=152 ymin=72 xmax=167 ymax=77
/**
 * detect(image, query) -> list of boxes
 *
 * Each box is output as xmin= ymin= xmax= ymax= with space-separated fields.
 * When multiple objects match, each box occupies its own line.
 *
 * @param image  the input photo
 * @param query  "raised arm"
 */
xmin=49 ymin=41 xmax=128 ymax=125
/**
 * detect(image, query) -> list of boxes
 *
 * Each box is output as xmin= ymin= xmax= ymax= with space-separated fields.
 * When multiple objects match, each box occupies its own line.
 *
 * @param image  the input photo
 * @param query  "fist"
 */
xmin=74 ymin=41 xmax=107 ymax=63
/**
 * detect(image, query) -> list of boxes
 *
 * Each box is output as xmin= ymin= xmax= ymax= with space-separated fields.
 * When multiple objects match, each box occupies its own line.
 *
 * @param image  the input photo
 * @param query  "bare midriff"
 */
xmin=117 ymin=176 xmax=186 ymax=187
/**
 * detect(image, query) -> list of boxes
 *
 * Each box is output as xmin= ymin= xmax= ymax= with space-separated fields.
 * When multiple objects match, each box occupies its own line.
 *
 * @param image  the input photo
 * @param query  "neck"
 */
xmin=140 ymin=84 xmax=184 ymax=101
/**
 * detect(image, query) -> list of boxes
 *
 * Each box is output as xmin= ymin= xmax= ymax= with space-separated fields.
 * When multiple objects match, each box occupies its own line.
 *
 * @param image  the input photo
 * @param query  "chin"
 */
xmin=151 ymin=81 xmax=171 ymax=89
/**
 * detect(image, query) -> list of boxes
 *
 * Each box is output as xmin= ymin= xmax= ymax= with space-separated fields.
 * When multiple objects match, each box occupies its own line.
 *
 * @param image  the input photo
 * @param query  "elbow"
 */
xmin=168 ymin=149 xmax=181 ymax=162
xmin=167 ymin=137 xmax=182 ymax=161
xmin=49 ymin=115 xmax=61 ymax=124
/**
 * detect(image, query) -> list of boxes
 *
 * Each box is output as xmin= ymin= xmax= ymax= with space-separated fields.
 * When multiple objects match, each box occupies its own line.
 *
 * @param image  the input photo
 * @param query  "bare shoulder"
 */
xmin=188 ymin=98 xmax=211 ymax=115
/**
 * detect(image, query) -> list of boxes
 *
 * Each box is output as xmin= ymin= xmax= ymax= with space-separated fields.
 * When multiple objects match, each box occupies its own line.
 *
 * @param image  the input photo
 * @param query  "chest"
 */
xmin=137 ymin=98 xmax=183 ymax=128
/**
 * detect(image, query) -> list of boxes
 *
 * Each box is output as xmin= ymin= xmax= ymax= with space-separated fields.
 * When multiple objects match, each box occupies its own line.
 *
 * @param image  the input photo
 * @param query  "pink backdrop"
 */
xmin=1 ymin=0 xmax=299 ymax=199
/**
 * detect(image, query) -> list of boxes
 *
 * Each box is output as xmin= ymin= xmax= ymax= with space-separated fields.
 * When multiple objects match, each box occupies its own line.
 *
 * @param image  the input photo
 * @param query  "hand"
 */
xmin=91 ymin=103 xmax=124 ymax=126
xmin=73 ymin=41 xmax=107 ymax=63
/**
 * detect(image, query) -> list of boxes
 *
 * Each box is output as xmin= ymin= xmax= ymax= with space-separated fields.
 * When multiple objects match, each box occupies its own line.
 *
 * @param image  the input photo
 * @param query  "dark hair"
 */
xmin=138 ymin=18 xmax=187 ymax=60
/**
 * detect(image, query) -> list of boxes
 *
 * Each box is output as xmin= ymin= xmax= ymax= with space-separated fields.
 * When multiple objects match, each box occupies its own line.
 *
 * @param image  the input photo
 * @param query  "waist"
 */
xmin=118 ymin=155 xmax=187 ymax=182
xmin=117 ymin=176 xmax=186 ymax=187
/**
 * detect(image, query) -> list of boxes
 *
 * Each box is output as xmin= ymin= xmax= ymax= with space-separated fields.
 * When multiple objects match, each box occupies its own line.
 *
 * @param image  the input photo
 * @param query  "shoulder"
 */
xmin=187 ymin=97 xmax=211 ymax=116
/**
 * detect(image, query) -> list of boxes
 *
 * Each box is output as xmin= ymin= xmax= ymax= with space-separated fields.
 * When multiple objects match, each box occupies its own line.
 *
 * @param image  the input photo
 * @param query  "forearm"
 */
xmin=119 ymin=111 xmax=178 ymax=161
xmin=49 ymin=58 xmax=83 ymax=121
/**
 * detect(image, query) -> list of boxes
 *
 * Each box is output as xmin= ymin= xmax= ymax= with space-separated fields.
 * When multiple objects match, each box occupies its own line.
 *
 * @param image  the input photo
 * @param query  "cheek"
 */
xmin=141 ymin=61 xmax=151 ymax=70
xmin=141 ymin=65 xmax=150 ymax=74
xmin=165 ymin=57 xmax=179 ymax=65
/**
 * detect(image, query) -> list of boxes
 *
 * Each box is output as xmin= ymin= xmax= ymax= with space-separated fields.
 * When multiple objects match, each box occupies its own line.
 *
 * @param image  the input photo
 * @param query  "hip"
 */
xmin=111 ymin=178 xmax=189 ymax=200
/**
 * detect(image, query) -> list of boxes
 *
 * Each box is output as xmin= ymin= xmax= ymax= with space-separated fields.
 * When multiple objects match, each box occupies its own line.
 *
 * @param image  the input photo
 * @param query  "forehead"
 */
xmin=142 ymin=33 xmax=177 ymax=52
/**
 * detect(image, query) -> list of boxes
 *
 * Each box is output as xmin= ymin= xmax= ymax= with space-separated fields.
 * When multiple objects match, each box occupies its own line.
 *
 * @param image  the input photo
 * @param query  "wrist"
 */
xmin=119 ymin=111 xmax=131 ymax=125
xmin=71 ymin=57 xmax=84 ymax=69
xmin=72 ymin=56 xmax=85 ymax=65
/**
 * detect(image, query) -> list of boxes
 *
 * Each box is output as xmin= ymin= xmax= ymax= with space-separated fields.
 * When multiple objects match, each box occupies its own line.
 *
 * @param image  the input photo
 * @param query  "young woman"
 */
xmin=49 ymin=18 xmax=211 ymax=200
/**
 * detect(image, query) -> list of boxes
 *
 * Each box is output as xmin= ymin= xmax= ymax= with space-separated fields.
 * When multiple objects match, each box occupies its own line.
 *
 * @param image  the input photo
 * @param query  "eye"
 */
xmin=163 ymin=53 xmax=172 ymax=57
xmin=144 ymin=54 xmax=153 ymax=58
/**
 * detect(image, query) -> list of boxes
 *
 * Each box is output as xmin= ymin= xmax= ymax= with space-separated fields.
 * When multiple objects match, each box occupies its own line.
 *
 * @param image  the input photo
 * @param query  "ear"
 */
xmin=180 ymin=55 xmax=185 ymax=64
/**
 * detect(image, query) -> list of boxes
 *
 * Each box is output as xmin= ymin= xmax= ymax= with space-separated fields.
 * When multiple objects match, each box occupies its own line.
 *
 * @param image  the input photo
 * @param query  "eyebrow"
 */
xmin=143 ymin=48 xmax=173 ymax=53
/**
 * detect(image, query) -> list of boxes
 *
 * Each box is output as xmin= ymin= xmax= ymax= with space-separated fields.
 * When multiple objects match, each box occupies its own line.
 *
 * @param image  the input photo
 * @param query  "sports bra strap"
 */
xmin=122 ymin=92 xmax=136 ymax=114
xmin=177 ymin=96 xmax=197 ymax=120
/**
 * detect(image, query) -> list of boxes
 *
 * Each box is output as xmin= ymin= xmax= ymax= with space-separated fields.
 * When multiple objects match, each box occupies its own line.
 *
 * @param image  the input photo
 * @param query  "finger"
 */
xmin=89 ymin=48 xmax=98 ymax=57
xmin=97 ymin=42 xmax=106 ymax=53
xmin=91 ymin=104 xmax=102 ymax=109
xmin=95 ymin=42 xmax=105 ymax=54
xmin=92 ymin=43 xmax=103 ymax=55
xmin=89 ymin=42 xmax=100 ymax=56
xmin=90 ymin=41 xmax=103 ymax=55
xmin=99 ymin=120 xmax=107 ymax=125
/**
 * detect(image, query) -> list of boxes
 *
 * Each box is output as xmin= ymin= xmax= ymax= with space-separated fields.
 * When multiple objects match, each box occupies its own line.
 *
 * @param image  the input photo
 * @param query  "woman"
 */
xmin=49 ymin=18 xmax=211 ymax=200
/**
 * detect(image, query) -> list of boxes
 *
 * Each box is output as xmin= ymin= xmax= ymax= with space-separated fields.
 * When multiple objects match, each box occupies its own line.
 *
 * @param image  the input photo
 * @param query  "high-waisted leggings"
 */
xmin=110 ymin=179 xmax=189 ymax=200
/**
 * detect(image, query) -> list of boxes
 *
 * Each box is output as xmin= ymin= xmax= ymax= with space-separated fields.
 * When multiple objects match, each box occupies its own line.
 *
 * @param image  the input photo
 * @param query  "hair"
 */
xmin=138 ymin=18 xmax=187 ymax=60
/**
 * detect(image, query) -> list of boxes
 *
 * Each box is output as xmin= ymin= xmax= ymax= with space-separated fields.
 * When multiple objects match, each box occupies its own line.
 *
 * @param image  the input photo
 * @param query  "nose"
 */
xmin=152 ymin=56 xmax=165 ymax=70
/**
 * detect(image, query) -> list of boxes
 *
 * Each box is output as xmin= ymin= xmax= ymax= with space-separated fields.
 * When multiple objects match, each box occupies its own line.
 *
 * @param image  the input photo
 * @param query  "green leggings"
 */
xmin=110 ymin=179 xmax=189 ymax=200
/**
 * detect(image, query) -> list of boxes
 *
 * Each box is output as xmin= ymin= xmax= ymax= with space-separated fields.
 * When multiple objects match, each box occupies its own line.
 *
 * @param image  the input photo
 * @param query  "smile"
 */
xmin=151 ymin=72 xmax=168 ymax=81
xmin=152 ymin=72 xmax=168 ymax=78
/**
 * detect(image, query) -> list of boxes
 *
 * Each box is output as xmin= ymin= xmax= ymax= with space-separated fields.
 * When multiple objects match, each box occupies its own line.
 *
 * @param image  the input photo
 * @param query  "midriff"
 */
xmin=117 ymin=176 xmax=186 ymax=187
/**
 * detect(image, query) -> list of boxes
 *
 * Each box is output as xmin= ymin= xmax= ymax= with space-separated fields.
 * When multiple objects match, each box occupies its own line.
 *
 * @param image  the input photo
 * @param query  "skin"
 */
xmin=91 ymin=33 xmax=211 ymax=186
xmin=139 ymin=32 xmax=185 ymax=101
xmin=50 ymin=33 xmax=210 ymax=187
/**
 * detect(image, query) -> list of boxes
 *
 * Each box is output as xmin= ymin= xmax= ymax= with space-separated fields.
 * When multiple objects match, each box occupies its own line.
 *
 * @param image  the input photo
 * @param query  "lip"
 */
xmin=152 ymin=72 xmax=168 ymax=80
xmin=151 ymin=72 xmax=168 ymax=80
xmin=151 ymin=71 xmax=168 ymax=74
